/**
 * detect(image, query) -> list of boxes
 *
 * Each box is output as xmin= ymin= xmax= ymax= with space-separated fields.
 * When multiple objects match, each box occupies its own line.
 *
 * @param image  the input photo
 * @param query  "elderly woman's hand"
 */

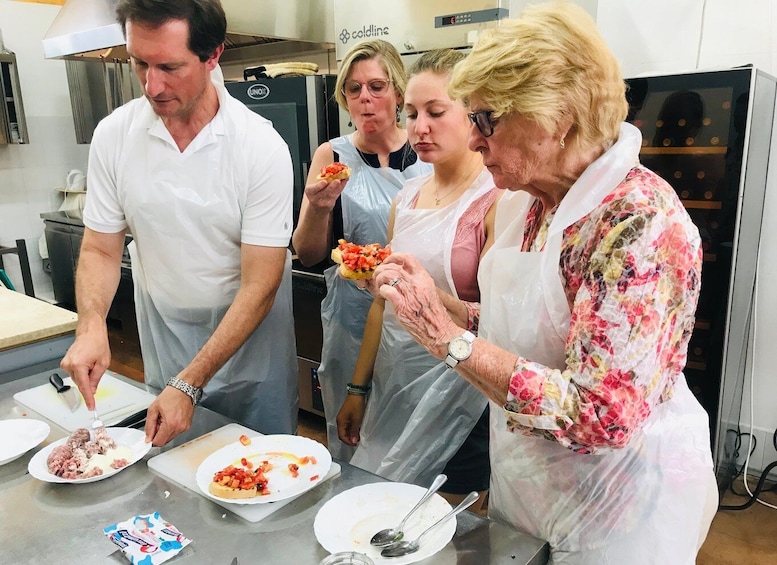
xmin=304 ymin=177 xmax=348 ymax=211
xmin=372 ymin=252 xmax=462 ymax=359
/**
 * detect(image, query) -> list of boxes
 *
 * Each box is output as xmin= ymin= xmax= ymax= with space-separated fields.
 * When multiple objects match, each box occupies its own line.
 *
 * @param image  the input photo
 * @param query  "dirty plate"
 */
xmin=28 ymin=427 xmax=151 ymax=484
xmin=0 ymin=418 xmax=50 ymax=466
xmin=196 ymin=434 xmax=331 ymax=505
xmin=314 ymin=482 xmax=455 ymax=565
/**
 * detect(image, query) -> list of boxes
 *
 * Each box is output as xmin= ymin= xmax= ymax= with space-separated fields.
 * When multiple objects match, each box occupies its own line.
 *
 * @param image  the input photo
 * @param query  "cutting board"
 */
xmin=13 ymin=371 xmax=156 ymax=432
xmin=147 ymin=423 xmax=341 ymax=523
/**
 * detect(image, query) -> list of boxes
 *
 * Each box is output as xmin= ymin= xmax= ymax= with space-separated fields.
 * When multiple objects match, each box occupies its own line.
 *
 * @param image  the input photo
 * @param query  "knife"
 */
xmin=113 ymin=408 xmax=148 ymax=429
xmin=49 ymin=372 xmax=81 ymax=412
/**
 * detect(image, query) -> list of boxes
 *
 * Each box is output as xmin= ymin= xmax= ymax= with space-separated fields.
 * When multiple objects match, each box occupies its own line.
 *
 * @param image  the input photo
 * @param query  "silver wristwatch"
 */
xmin=444 ymin=330 xmax=476 ymax=369
xmin=166 ymin=376 xmax=203 ymax=406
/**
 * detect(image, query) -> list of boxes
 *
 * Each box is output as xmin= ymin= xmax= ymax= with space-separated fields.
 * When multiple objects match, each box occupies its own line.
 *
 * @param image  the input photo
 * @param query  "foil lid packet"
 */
xmin=104 ymin=512 xmax=191 ymax=564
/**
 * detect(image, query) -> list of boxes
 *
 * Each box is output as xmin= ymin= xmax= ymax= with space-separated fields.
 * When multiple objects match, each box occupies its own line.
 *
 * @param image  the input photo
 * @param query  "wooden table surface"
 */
xmin=0 ymin=287 xmax=77 ymax=350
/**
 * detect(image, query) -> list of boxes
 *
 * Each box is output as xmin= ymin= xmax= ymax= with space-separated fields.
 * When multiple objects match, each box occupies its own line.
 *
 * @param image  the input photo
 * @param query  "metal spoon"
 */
xmin=370 ymin=474 xmax=448 ymax=547
xmin=380 ymin=490 xmax=479 ymax=558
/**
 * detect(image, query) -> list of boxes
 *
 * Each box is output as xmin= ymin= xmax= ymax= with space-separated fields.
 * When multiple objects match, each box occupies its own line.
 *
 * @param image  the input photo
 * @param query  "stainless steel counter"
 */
xmin=0 ymin=371 xmax=549 ymax=565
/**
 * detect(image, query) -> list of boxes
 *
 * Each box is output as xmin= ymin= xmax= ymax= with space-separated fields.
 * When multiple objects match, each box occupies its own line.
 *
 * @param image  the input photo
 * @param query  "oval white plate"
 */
xmin=196 ymin=434 xmax=331 ymax=505
xmin=314 ymin=482 xmax=455 ymax=565
xmin=0 ymin=418 xmax=50 ymax=466
xmin=28 ymin=427 xmax=151 ymax=484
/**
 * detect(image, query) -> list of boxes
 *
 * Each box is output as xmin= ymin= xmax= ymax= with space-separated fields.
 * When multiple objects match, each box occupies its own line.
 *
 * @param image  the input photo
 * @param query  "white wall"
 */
xmin=0 ymin=0 xmax=90 ymax=302
xmin=0 ymin=0 xmax=775 ymax=466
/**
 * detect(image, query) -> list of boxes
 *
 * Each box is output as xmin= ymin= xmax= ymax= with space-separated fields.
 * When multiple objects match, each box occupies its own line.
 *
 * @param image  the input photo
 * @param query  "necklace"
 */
xmin=434 ymin=183 xmax=463 ymax=206
xmin=433 ymin=168 xmax=479 ymax=206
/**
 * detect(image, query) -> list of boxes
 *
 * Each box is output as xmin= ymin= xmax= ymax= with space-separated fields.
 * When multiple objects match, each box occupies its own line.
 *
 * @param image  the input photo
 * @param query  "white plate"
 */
xmin=28 ymin=427 xmax=151 ymax=484
xmin=196 ymin=434 xmax=331 ymax=505
xmin=314 ymin=482 xmax=455 ymax=565
xmin=0 ymin=418 xmax=50 ymax=466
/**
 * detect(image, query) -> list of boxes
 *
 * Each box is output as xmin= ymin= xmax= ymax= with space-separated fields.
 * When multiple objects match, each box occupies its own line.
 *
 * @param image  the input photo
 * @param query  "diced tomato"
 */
xmin=320 ymin=162 xmax=348 ymax=177
xmin=288 ymin=463 xmax=300 ymax=478
xmin=239 ymin=435 xmax=251 ymax=446
xmin=310 ymin=475 xmax=319 ymax=481
xmin=336 ymin=239 xmax=391 ymax=273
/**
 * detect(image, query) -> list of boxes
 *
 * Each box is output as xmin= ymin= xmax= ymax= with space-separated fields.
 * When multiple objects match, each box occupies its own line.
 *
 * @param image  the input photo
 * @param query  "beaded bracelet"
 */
xmin=346 ymin=382 xmax=371 ymax=396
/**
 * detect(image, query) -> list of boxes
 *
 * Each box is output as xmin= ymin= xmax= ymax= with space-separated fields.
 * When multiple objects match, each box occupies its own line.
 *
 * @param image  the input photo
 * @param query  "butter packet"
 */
xmin=104 ymin=512 xmax=191 ymax=564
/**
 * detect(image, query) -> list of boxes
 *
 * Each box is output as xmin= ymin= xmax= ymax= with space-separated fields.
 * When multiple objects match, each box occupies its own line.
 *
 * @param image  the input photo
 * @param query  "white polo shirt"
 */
xmin=83 ymin=81 xmax=294 ymax=308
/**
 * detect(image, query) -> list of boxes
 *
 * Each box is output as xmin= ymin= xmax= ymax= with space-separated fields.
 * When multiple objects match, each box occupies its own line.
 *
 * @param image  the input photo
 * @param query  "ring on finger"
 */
xmin=387 ymin=277 xmax=400 ymax=287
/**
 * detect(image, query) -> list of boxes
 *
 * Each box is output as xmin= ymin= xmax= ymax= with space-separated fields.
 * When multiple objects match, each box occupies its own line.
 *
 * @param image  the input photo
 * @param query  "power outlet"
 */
xmin=733 ymin=425 xmax=777 ymax=481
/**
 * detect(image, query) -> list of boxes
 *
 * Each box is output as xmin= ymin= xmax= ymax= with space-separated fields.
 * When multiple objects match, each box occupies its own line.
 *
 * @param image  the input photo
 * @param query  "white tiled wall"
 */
xmin=0 ymin=2 xmax=89 ymax=302
xmin=1 ymin=0 xmax=776 ymax=439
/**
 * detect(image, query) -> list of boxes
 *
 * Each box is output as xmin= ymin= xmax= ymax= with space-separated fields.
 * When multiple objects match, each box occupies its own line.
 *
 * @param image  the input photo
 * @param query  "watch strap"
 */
xmin=166 ymin=376 xmax=202 ymax=406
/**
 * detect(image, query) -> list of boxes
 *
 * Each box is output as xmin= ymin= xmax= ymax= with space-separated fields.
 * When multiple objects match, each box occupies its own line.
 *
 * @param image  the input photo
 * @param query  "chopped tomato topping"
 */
xmin=336 ymin=239 xmax=391 ymax=273
xmin=320 ymin=162 xmax=348 ymax=177
xmin=239 ymin=435 xmax=251 ymax=446
xmin=310 ymin=474 xmax=320 ymax=481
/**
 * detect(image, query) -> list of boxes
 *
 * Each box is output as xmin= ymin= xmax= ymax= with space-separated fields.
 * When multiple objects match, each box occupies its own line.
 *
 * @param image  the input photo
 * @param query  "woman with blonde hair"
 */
xmin=292 ymin=39 xmax=430 ymax=461
xmin=338 ymin=48 xmax=499 ymax=510
xmin=355 ymin=2 xmax=718 ymax=562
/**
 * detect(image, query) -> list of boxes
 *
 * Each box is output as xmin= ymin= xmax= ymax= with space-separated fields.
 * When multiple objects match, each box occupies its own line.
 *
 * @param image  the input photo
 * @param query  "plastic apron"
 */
xmin=125 ymin=113 xmax=298 ymax=435
xmin=478 ymin=123 xmax=715 ymax=564
xmin=349 ymin=171 xmax=492 ymax=486
xmin=318 ymin=134 xmax=431 ymax=461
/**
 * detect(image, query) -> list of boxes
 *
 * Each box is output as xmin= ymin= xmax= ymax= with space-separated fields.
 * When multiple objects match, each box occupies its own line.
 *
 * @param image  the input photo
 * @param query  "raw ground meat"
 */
xmin=46 ymin=427 xmax=127 ymax=479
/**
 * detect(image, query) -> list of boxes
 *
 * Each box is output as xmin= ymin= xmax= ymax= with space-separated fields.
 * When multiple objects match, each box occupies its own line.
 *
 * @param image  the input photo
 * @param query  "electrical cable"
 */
xmin=718 ymin=220 xmax=777 ymax=511
xmin=695 ymin=0 xmax=708 ymax=69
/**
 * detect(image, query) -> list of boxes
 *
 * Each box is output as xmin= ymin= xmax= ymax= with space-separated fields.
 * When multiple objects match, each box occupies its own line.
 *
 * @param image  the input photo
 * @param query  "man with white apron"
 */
xmin=65 ymin=4 xmax=298 ymax=445
xmin=318 ymin=135 xmax=429 ymax=461
xmin=350 ymin=171 xmax=493 ymax=485
xmin=477 ymin=124 xmax=717 ymax=563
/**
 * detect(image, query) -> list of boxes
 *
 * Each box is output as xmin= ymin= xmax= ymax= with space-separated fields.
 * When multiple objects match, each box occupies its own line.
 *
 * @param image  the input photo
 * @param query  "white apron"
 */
xmin=318 ymin=135 xmax=430 ymax=461
xmin=350 ymin=171 xmax=492 ymax=486
xmin=478 ymin=123 xmax=715 ymax=563
xmin=124 ymin=116 xmax=298 ymax=435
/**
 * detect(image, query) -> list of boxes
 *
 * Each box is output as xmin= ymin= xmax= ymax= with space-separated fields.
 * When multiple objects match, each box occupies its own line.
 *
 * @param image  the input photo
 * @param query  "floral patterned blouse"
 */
xmin=502 ymin=165 xmax=702 ymax=454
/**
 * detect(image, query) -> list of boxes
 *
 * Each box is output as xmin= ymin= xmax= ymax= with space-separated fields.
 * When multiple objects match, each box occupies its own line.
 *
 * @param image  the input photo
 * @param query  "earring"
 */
xmin=347 ymin=114 xmax=352 ymax=128
xmin=560 ymin=138 xmax=566 ymax=149
xmin=396 ymin=105 xmax=401 ymax=123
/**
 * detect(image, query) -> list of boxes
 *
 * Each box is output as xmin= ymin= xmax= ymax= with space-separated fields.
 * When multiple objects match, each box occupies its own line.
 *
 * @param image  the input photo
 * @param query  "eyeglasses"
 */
xmin=342 ymin=79 xmax=392 ymax=99
xmin=467 ymin=110 xmax=498 ymax=137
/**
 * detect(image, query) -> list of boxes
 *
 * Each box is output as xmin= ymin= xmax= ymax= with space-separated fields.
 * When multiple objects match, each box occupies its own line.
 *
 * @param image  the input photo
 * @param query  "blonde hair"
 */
xmin=335 ymin=39 xmax=407 ymax=112
xmin=408 ymin=48 xmax=466 ymax=80
xmin=449 ymin=1 xmax=628 ymax=150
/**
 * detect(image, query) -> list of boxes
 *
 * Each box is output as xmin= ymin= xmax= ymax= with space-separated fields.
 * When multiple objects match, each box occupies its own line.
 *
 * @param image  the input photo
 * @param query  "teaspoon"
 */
xmin=380 ymin=490 xmax=479 ymax=558
xmin=370 ymin=473 xmax=448 ymax=547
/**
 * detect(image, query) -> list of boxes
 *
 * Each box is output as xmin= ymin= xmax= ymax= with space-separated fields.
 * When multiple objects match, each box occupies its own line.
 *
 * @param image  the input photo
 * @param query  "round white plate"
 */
xmin=0 ymin=418 xmax=50 ymax=466
xmin=196 ymin=434 xmax=331 ymax=505
xmin=28 ymin=427 xmax=151 ymax=484
xmin=314 ymin=482 xmax=455 ymax=565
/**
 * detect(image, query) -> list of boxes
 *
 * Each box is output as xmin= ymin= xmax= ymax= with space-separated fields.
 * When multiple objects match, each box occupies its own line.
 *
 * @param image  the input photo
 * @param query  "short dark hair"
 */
xmin=116 ymin=0 xmax=226 ymax=62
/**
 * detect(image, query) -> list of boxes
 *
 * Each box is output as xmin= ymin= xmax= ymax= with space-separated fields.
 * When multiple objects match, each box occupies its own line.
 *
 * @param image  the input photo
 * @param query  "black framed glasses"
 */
xmin=468 ymin=110 xmax=498 ymax=137
xmin=342 ymin=79 xmax=392 ymax=99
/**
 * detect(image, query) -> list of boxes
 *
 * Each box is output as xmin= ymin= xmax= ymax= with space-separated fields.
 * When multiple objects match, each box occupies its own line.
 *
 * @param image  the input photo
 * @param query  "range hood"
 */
xmin=43 ymin=0 xmax=335 ymax=61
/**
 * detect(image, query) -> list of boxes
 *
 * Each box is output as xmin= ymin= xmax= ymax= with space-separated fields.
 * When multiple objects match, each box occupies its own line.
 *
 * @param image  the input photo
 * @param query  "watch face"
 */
xmin=449 ymin=337 xmax=471 ymax=360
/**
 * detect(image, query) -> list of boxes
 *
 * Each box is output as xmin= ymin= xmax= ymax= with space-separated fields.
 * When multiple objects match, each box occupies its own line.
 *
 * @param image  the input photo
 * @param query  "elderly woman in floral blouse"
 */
xmin=355 ymin=3 xmax=719 ymax=564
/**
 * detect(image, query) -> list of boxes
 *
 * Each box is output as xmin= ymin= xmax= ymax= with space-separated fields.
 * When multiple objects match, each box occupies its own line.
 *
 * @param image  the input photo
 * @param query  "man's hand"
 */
xmin=144 ymin=386 xmax=195 ymax=446
xmin=60 ymin=321 xmax=111 ymax=411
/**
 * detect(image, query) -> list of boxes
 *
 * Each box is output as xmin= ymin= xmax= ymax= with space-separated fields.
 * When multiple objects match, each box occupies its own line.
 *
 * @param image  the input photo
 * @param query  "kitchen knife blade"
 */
xmin=48 ymin=372 xmax=81 ymax=412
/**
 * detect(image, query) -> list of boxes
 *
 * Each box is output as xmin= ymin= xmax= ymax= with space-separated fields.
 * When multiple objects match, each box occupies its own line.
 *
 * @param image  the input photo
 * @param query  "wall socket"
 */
xmin=730 ymin=424 xmax=777 ymax=481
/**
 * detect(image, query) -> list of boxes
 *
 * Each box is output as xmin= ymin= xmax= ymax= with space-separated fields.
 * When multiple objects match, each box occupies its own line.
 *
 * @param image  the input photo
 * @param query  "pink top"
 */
xmin=410 ymin=188 xmax=500 ymax=302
